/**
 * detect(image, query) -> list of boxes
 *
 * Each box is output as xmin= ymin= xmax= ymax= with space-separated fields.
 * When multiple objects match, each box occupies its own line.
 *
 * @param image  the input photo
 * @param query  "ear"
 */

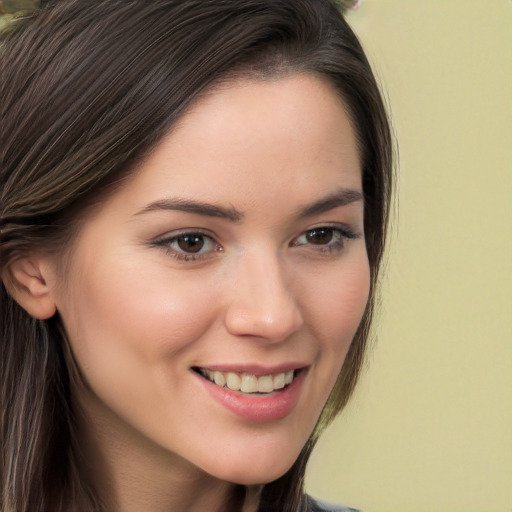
xmin=2 ymin=257 xmax=58 ymax=320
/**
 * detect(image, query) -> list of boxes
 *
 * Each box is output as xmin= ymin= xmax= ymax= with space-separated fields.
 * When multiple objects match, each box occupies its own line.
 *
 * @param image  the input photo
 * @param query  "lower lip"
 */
xmin=196 ymin=371 xmax=306 ymax=422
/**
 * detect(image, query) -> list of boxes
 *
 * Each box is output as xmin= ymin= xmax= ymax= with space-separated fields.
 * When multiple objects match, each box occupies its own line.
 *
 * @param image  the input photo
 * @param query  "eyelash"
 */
xmin=153 ymin=225 xmax=359 ymax=262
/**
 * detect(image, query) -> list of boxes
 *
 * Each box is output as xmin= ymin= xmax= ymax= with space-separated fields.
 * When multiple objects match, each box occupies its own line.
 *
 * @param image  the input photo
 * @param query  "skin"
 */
xmin=10 ymin=73 xmax=369 ymax=512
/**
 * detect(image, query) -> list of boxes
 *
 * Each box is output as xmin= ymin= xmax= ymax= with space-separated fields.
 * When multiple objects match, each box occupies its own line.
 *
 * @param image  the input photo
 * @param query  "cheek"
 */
xmin=308 ymin=256 xmax=371 ymax=415
xmin=56 ymin=262 xmax=226 ymax=448
xmin=58 ymin=260 xmax=219 ymax=401
xmin=305 ymin=255 xmax=370 ymax=350
xmin=74 ymin=262 xmax=213 ymax=343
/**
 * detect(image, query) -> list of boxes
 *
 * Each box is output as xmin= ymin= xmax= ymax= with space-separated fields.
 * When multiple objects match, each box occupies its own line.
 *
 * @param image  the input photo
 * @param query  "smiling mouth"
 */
xmin=193 ymin=367 xmax=299 ymax=395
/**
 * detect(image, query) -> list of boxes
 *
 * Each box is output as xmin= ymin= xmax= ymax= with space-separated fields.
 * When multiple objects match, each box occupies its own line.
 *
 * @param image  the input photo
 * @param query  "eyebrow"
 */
xmin=135 ymin=198 xmax=243 ymax=222
xmin=135 ymin=188 xmax=363 ymax=223
xmin=295 ymin=188 xmax=363 ymax=219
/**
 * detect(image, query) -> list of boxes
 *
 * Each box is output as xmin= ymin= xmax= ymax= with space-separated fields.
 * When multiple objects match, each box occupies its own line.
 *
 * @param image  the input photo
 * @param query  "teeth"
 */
xmin=241 ymin=374 xmax=258 ymax=393
xmin=273 ymin=373 xmax=285 ymax=390
xmin=200 ymin=368 xmax=297 ymax=393
xmin=226 ymin=372 xmax=241 ymax=391
xmin=213 ymin=371 xmax=226 ymax=387
xmin=258 ymin=375 xmax=274 ymax=393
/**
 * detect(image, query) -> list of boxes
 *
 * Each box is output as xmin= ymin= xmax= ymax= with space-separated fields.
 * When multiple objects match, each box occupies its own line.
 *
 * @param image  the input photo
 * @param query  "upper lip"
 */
xmin=192 ymin=363 xmax=308 ymax=376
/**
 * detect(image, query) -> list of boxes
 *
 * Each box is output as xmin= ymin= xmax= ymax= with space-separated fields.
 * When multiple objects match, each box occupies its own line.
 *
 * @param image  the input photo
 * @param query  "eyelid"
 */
xmin=291 ymin=223 xmax=360 ymax=244
xmin=153 ymin=227 xmax=214 ymax=242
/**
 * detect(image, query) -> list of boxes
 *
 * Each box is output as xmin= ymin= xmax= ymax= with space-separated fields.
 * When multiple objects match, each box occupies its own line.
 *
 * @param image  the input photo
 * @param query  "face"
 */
xmin=52 ymin=73 xmax=369 ymax=485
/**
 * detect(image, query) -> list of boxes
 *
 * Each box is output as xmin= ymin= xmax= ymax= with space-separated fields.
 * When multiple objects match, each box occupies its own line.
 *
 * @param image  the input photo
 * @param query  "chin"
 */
xmin=220 ymin=466 xmax=293 ymax=487
xmin=201 ymin=446 xmax=300 ymax=486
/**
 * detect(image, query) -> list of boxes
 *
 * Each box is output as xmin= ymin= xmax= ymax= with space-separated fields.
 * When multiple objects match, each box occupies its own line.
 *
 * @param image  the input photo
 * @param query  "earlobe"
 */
xmin=3 ymin=258 xmax=58 ymax=320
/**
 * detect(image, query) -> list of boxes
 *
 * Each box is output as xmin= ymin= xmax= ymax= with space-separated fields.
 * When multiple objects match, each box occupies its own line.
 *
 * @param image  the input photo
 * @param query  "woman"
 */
xmin=0 ymin=1 xmax=392 ymax=511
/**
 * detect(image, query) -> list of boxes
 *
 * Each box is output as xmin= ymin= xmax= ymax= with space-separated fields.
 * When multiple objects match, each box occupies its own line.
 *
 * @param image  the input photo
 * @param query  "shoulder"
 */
xmin=307 ymin=495 xmax=362 ymax=512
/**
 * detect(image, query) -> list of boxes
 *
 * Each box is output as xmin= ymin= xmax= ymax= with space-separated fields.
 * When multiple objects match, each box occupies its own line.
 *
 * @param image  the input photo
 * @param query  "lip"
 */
xmin=194 ymin=367 xmax=307 ymax=422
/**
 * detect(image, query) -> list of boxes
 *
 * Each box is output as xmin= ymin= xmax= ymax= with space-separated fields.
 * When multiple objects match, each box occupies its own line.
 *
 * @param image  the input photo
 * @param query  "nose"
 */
xmin=224 ymin=249 xmax=304 ymax=342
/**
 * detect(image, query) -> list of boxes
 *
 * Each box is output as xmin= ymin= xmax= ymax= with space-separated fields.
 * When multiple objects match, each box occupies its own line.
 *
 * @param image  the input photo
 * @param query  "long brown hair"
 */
xmin=0 ymin=1 xmax=393 ymax=510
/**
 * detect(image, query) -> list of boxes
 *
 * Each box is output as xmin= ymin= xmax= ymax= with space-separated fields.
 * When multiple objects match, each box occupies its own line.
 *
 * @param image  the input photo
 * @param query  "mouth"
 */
xmin=192 ymin=367 xmax=301 ymax=395
xmin=192 ymin=365 xmax=307 ymax=421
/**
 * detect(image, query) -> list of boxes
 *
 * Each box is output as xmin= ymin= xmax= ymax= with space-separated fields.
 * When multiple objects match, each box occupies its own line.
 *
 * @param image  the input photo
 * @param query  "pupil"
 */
xmin=306 ymin=228 xmax=333 ymax=245
xmin=177 ymin=235 xmax=204 ymax=253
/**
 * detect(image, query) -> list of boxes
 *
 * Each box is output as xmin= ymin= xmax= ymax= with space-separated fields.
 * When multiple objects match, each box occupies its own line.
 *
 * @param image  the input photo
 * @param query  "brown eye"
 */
xmin=305 ymin=228 xmax=334 ymax=245
xmin=176 ymin=234 xmax=205 ymax=253
xmin=292 ymin=226 xmax=356 ymax=254
xmin=155 ymin=231 xmax=220 ymax=261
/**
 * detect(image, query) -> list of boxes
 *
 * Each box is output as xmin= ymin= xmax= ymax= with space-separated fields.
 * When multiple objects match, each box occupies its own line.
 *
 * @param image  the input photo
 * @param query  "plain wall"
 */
xmin=306 ymin=1 xmax=512 ymax=511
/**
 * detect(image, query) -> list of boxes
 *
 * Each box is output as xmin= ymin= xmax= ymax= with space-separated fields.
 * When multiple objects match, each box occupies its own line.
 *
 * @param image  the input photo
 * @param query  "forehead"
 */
xmin=87 ymin=73 xmax=362 ymax=225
